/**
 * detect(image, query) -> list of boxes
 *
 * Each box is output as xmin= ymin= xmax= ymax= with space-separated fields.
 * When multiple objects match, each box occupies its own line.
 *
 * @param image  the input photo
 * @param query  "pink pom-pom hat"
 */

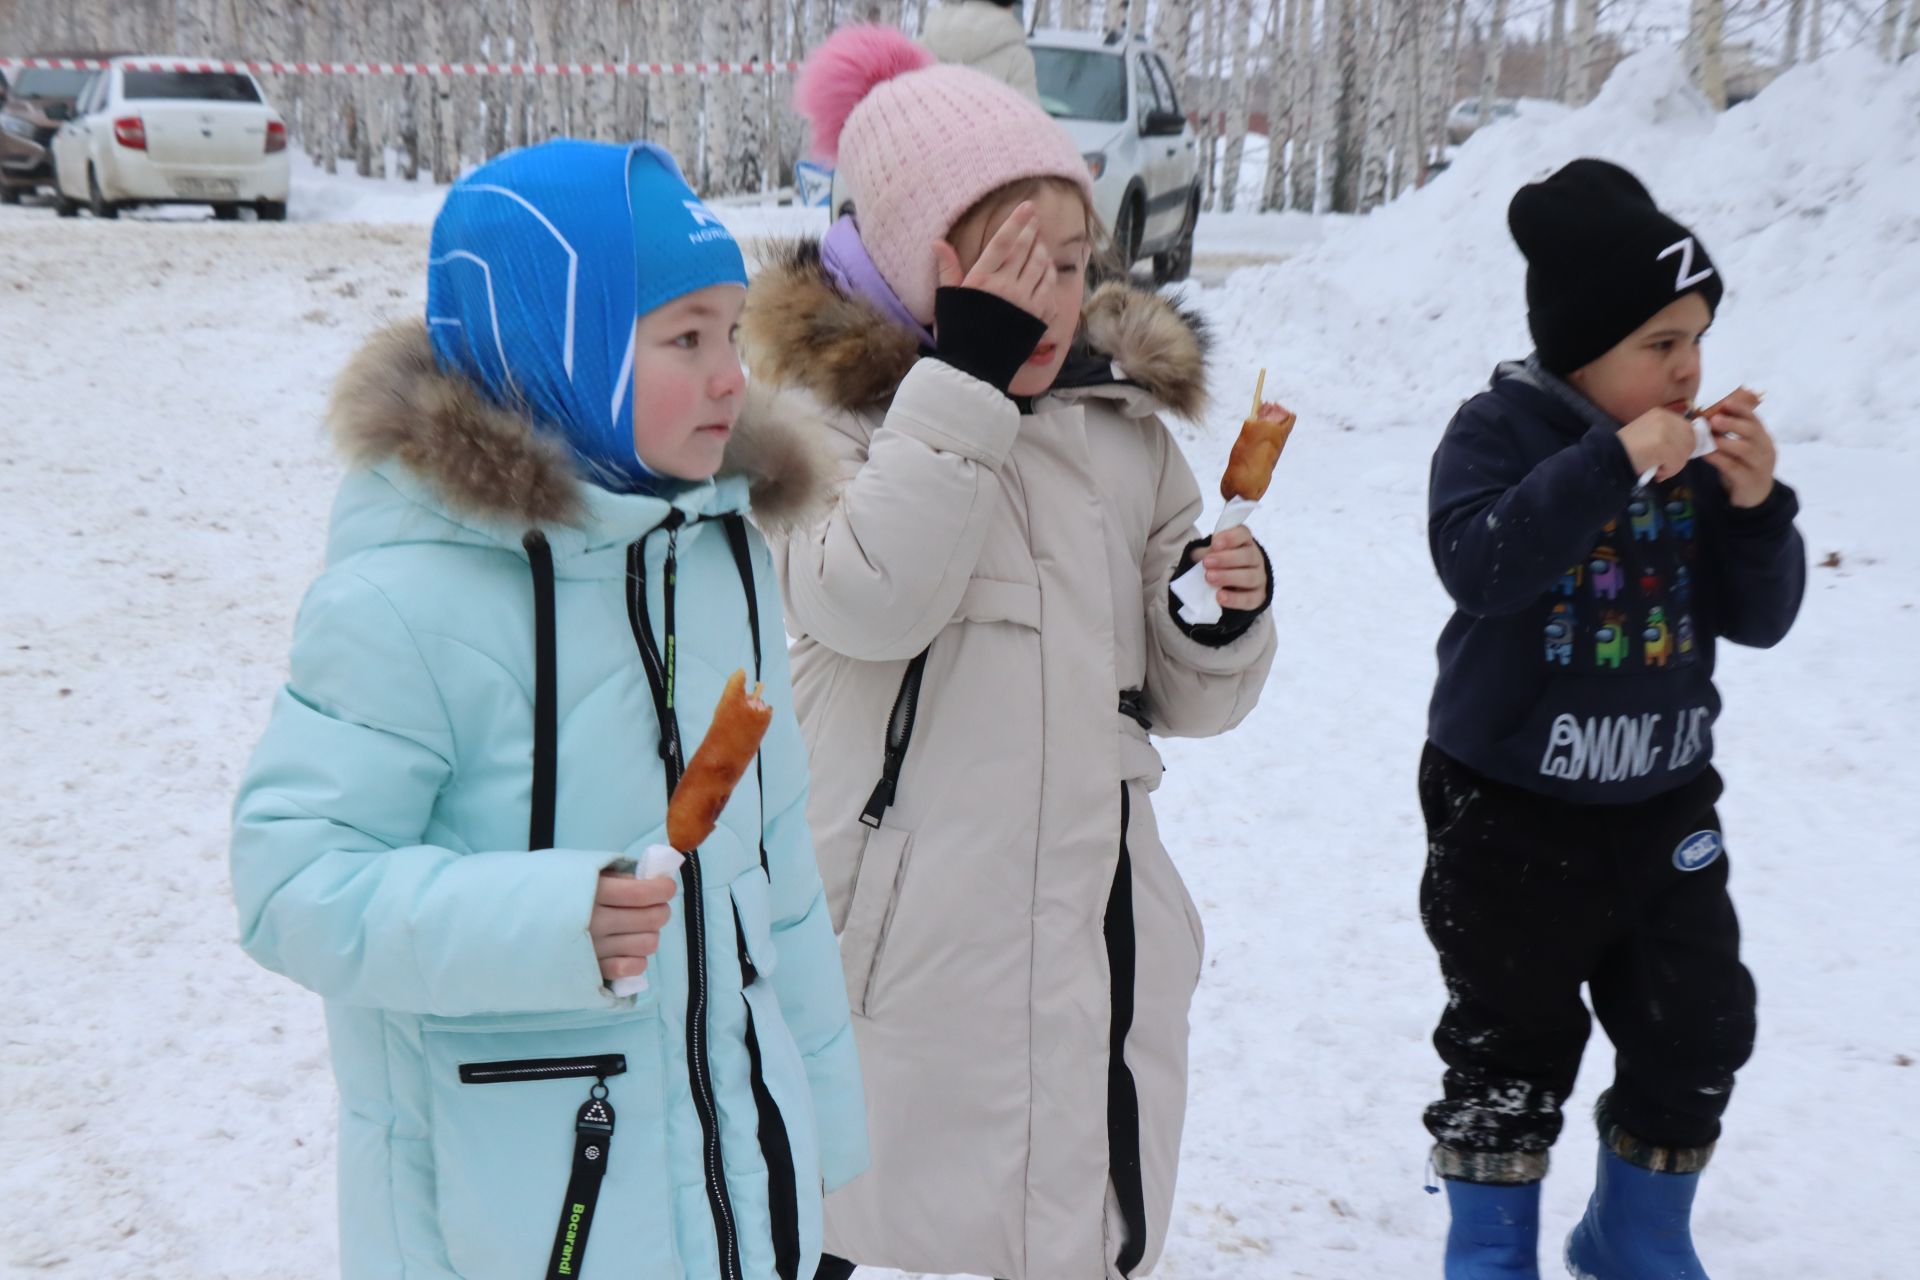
xmin=793 ymin=25 xmax=1094 ymax=327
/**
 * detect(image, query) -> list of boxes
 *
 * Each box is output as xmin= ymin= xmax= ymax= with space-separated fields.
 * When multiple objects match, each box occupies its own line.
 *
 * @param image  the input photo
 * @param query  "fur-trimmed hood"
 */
xmin=741 ymin=238 xmax=1209 ymax=420
xmin=326 ymin=320 xmax=836 ymax=536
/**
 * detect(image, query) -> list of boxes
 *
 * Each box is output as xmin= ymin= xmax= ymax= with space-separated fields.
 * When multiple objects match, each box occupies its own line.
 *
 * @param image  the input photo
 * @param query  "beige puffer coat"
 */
xmin=743 ymin=242 xmax=1277 ymax=1280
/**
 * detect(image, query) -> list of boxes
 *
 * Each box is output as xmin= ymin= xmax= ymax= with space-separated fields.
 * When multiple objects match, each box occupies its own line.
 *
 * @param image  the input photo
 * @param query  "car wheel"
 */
xmin=0 ymin=183 xmax=20 ymax=206
xmin=56 ymin=191 xmax=80 ymax=217
xmin=1153 ymin=191 xmax=1199 ymax=285
xmin=87 ymin=166 xmax=119 ymax=220
xmin=213 ymin=203 xmax=242 ymax=221
xmin=256 ymin=200 xmax=288 ymax=222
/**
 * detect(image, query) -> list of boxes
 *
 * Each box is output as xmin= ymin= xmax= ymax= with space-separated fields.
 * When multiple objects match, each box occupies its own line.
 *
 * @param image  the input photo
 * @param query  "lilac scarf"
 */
xmin=820 ymin=215 xmax=936 ymax=351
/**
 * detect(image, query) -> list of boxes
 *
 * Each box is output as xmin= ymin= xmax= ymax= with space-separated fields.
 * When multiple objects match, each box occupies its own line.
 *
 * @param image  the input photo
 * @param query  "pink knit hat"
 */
xmin=795 ymin=25 xmax=1095 ymax=327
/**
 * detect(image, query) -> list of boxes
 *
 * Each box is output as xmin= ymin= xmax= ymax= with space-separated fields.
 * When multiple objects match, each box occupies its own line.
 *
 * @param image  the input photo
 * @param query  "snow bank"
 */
xmin=1204 ymin=47 xmax=1920 ymax=450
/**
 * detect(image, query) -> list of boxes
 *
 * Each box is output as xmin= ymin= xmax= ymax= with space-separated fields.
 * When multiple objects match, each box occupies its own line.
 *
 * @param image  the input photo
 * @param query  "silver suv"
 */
xmin=1030 ymin=28 xmax=1199 ymax=284
xmin=826 ymin=28 xmax=1201 ymax=284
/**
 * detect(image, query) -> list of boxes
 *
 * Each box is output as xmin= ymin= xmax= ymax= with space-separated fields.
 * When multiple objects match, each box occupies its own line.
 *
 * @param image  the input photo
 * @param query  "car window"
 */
xmin=12 ymin=67 xmax=92 ymax=99
xmin=1133 ymin=54 xmax=1163 ymax=129
xmin=121 ymin=70 xmax=262 ymax=103
xmin=1146 ymin=55 xmax=1182 ymax=118
xmin=1031 ymin=47 xmax=1127 ymax=124
xmin=76 ymin=73 xmax=106 ymax=116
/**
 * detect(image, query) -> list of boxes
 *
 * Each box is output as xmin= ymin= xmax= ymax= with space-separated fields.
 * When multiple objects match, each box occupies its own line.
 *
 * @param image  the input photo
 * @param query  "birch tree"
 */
xmin=1259 ymin=0 xmax=1294 ymax=211
xmin=1157 ymin=0 xmax=1198 ymax=85
xmin=1359 ymin=0 xmax=1398 ymax=211
xmin=1193 ymin=0 xmax=1219 ymax=211
xmin=1879 ymin=0 xmax=1906 ymax=58
xmin=1327 ymin=0 xmax=1363 ymax=213
xmin=1810 ymin=0 xmax=1825 ymax=58
xmin=1545 ymin=0 xmax=1567 ymax=100
xmin=1476 ymin=0 xmax=1508 ymax=129
xmin=1687 ymin=0 xmax=1727 ymax=109
xmin=1219 ymin=0 xmax=1257 ymax=211
xmin=1434 ymin=0 xmax=1464 ymax=163
xmin=1565 ymin=0 xmax=1598 ymax=104
xmin=1291 ymin=0 xmax=1325 ymax=212
xmin=1785 ymin=0 xmax=1805 ymax=65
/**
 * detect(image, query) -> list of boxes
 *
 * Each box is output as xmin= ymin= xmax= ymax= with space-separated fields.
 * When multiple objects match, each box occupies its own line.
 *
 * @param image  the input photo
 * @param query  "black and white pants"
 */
xmin=1417 ymin=744 xmax=1756 ymax=1179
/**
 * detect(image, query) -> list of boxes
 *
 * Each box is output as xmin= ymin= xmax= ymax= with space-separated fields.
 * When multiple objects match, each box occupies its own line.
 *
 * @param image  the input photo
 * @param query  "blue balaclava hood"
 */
xmin=426 ymin=140 xmax=748 ymax=494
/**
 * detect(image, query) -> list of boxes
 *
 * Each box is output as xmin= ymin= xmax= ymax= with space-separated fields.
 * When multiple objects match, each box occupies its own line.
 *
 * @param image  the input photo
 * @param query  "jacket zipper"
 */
xmin=458 ymin=1054 xmax=627 ymax=1085
xmin=627 ymin=517 xmax=744 ymax=1280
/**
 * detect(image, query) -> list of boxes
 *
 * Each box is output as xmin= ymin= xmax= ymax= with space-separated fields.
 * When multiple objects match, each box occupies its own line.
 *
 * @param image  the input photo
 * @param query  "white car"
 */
xmin=50 ymin=57 xmax=289 ymax=220
xmin=1445 ymin=96 xmax=1519 ymax=145
xmin=825 ymin=29 xmax=1199 ymax=283
xmin=1030 ymin=29 xmax=1199 ymax=284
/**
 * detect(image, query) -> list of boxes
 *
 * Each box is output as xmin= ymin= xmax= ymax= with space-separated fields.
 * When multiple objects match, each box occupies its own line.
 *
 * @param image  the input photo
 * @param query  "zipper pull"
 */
xmin=576 ymin=1080 xmax=615 ymax=1151
xmin=860 ymin=776 xmax=895 ymax=829
xmin=547 ymin=1079 xmax=617 ymax=1280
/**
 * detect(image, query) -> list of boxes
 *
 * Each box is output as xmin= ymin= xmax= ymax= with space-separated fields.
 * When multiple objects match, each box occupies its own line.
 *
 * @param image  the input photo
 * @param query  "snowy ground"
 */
xmin=2 ymin=47 xmax=1917 ymax=1280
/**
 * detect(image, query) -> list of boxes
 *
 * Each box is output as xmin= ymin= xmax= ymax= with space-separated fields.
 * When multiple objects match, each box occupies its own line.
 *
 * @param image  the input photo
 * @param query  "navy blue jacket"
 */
xmin=1427 ymin=360 xmax=1806 ymax=803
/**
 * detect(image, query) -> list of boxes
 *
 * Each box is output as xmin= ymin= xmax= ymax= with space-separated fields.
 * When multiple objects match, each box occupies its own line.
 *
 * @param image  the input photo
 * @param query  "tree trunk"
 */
xmin=1566 ymin=0 xmax=1598 ymax=104
xmin=1259 ymin=0 xmax=1293 ymax=212
xmin=1219 ymin=0 xmax=1256 ymax=211
xmin=1545 ymin=0 xmax=1566 ymax=100
xmin=1810 ymin=0 xmax=1824 ymax=58
xmin=1784 ymin=0 xmax=1804 ymax=66
xmin=1880 ymin=0 xmax=1906 ymax=59
xmin=1359 ymin=0 xmax=1395 ymax=212
xmin=1291 ymin=0 xmax=1323 ymax=212
xmin=1436 ymin=0 xmax=1464 ymax=165
xmin=1403 ymin=0 xmax=1432 ymax=191
xmin=322 ymin=0 xmax=340 ymax=174
xmin=700 ymin=0 xmax=736 ymax=194
xmin=1158 ymin=0 xmax=1198 ymax=87
xmin=667 ymin=0 xmax=700 ymax=176
xmin=1194 ymin=0 xmax=1218 ymax=211
xmin=1327 ymin=0 xmax=1362 ymax=213
xmin=1476 ymin=0 xmax=1507 ymax=126
xmin=1903 ymin=0 xmax=1920 ymax=59
xmin=583 ymin=0 xmax=621 ymax=142
xmin=1688 ymin=0 xmax=1726 ymax=109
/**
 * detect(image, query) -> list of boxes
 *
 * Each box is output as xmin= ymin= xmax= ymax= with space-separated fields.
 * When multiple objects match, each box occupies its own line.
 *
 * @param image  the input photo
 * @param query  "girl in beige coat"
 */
xmin=760 ymin=30 xmax=1278 ymax=1280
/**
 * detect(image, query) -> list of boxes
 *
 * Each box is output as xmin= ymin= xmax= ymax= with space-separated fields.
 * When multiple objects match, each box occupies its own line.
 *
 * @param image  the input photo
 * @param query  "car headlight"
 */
xmin=0 ymin=113 xmax=38 ymax=138
xmin=1083 ymin=152 xmax=1107 ymax=181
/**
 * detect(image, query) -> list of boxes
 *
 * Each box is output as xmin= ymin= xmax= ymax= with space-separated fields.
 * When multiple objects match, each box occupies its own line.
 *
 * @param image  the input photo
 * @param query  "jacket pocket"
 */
xmin=837 ymin=824 xmax=913 ymax=1017
xmin=422 ymin=1014 xmax=677 ymax=1279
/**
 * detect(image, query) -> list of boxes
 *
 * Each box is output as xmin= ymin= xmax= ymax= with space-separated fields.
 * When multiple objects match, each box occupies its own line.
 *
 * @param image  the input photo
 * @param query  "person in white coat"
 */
xmin=921 ymin=0 xmax=1040 ymax=100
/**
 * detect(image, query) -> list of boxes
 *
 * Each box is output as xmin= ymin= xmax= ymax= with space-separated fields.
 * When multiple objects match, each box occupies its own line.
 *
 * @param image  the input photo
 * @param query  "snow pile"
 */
xmin=1204 ymin=47 xmax=1920 ymax=450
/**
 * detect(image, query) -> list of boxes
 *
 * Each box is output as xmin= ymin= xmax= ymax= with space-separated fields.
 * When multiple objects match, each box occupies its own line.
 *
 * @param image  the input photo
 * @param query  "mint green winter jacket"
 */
xmin=231 ymin=322 xmax=864 ymax=1280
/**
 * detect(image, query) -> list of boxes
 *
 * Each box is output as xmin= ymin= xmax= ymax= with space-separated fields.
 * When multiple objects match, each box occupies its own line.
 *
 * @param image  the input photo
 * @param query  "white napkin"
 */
xmin=1170 ymin=497 xmax=1261 ymax=626
xmin=1636 ymin=416 xmax=1717 ymax=489
xmin=606 ymin=843 xmax=685 ymax=999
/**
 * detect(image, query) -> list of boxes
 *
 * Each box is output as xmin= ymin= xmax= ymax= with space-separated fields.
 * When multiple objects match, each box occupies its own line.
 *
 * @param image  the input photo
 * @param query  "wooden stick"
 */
xmin=1252 ymin=367 xmax=1266 ymax=418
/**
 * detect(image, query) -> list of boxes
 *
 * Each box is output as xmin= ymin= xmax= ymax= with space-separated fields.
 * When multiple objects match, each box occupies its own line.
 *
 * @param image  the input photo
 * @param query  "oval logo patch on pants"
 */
xmin=1673 ymin=829 xmax=1724 ymax=871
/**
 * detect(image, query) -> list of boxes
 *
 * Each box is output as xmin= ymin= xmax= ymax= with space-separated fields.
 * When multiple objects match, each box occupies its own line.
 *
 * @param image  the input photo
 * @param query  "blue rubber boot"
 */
xmin=1564 ymin=1145 xmax=1710 ymax=1278
xmin=1443 ymin=1177 xmax=1543 ymax=1278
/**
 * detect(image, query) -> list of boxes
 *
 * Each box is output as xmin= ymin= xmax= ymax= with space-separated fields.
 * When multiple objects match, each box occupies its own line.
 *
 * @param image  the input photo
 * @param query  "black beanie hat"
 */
xmin=1508 ymin=158 xmax=1725 ymax=375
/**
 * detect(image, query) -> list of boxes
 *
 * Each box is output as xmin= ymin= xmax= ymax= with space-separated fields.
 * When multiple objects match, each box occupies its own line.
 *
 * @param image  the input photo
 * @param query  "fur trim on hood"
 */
xmin=326 ymin=320 xmax=837 ymax=535
xmin=741 ymin=238 xmax=1209 ymax=420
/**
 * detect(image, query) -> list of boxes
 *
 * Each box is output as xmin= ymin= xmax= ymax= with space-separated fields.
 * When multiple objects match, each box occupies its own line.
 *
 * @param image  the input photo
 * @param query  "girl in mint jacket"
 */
xmin=230 ymin=140 xmax=864 ymax=1280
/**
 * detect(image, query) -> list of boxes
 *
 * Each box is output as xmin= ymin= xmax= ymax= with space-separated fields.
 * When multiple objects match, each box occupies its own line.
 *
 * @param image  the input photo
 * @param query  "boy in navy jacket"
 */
xmin=1420 ymin=159 xmax=1805 ymax=1279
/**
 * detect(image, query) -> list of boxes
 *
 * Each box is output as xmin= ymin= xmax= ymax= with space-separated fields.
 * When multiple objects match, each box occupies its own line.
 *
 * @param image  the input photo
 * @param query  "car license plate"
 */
xmin=174 ymin=176 xmax=238 ymax=198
